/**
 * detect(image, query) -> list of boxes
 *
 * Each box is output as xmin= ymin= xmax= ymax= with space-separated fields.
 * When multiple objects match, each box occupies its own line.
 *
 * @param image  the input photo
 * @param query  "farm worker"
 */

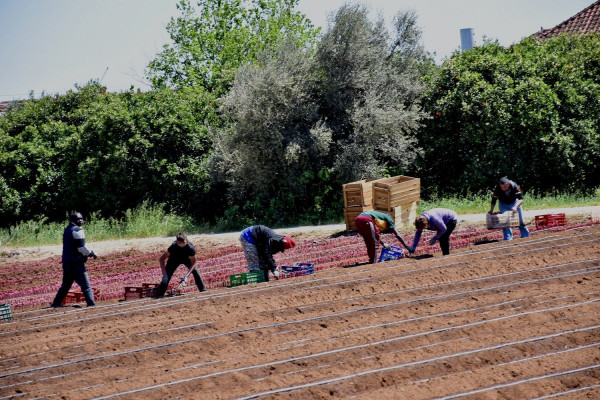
xmin=488 ymin=177 xmax=530 ymax=241
xmin=154 ymin=232 xmax=206 ymax=297
xmin=406 ymin=208 xmax=458 ymax=256
xmin=50 ymin=212 xmax=97 ymax=308
xmin=239 ymin=225 xmax=296 ymax=282
xmin=354 ymin=210 xmax=410 ymax=264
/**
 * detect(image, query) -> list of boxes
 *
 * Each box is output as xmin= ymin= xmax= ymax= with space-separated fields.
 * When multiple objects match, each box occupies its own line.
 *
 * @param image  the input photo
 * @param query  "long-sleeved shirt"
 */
xmin=412 ymin=208 xmax=458 ymax=247
xmin=491 ymin=180 xmax=523 ymax=207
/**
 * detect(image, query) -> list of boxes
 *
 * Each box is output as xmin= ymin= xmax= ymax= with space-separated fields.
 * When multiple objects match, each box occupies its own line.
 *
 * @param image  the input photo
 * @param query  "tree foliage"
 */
xmin=146 ymin=0 xmax=320 ymax=95
xmin=0 ymin=82 xmax=218 ymax=226
xmin=419 ymin=33 xmax=600 ymax=196
xmin=210 ymin=4 xmax=431 ymax=225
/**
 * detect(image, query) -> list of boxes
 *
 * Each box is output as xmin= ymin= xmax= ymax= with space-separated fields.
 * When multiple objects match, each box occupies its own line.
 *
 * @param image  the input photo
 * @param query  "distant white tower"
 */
xmin=460 ymin=28 xmax=475 ymax=51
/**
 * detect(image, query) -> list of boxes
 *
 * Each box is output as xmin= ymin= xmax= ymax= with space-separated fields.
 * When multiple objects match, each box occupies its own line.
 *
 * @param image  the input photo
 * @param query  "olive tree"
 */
xmin=317 ymin=4 xmax=430 ymax=183
xmin=211 ymin=4 xmax=431 ymax=224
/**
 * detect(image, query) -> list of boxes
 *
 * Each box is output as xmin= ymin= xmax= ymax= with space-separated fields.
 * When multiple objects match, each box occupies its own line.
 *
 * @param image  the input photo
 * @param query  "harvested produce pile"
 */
xmin=1 ymin=223 xmax=599 ymax=399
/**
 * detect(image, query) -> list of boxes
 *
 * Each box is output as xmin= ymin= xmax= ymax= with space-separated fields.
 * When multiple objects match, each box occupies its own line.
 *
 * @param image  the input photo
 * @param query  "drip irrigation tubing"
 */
xmin=93 ymin=324 xmax=600 ymax=400
xmin=8 ymin=227 xmax=598 ymax=322
xmin=2 ymin=286 xmax=598 ymax=381
xmin=531 ymin=383 xmax=600 ymax=399
xmin=436 ymin=364 xmax=600 ymax=400
xmin=3 ymin=254 xmax=599 ymax=342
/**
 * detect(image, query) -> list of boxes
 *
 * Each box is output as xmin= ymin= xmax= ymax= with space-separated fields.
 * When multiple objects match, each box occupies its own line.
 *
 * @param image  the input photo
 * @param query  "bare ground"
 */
xmin=1 ymin=223 xmax=599 ymax=399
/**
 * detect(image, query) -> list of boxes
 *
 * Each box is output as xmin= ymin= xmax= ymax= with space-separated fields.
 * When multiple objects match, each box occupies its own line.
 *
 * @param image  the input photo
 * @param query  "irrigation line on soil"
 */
xmin=1 ymin=259 xmax=597 ymax=379
xmin=198 ymin=328 xmax=600 ymax=400
xmin=531 ymin=383 xmax=600 ymax=399
xmin=481 ymin=235 xmax=600 ymax=260
xmin=2 ymin=257 xmax=598 ymax=368
xmin=435 ymin=364 xmax=600 ymax=400
xmin=3 ymin=227 xmax=587 ymax=313
xmin=5 ymin=294 xmax=598 ymax=389
xmin=7 ymin=228 xmax=596 ymax=324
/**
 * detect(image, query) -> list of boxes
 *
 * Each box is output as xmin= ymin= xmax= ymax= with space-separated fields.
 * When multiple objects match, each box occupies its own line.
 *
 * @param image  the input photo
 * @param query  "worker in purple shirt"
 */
xmin=406 ymin=208 xmax=458 ymax=256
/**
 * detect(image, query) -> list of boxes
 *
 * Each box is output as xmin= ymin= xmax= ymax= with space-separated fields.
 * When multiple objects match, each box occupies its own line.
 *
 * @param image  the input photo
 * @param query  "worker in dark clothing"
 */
xmin=51 ymin=212 xmax=97 ymax=307
xmin=489 ymin=177 xmax=530 ymax=241
xmin=354 ymin=210 xmax=410 ymax=264
xmin=155 ymin=232 xmax=206 ymax=297
xmin=239 ymin=225 xmax=296 ymax=282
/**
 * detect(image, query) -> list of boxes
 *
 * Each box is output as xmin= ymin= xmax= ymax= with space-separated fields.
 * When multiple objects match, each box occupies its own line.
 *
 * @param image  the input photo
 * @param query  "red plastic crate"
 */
xmin=62 ymin=288 xmax=99 ymax=305
xmin=535 ymin=213 xmax=566 ymax=228
xmin=124 ymin=286 xmax=144 ymax=300
xmin=141 ymin=283 xmax=159 ymax=297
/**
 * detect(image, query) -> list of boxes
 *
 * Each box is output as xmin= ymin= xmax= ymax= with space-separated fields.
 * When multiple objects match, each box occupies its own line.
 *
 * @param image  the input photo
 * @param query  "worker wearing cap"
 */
xmin=407 ymin=208 xmax=458 ymax=256
xmin=354 ymin=210 xmax=410 ymax=264
xmin=154 ymin=232 xmax=206 ymax=297
xmin=489 ymin=177 xmax=530 ymax=241
xmin=239 ymin=225 xmax=296 ymax=281
xmin=50 ymin=212 xmax=97 ymax=308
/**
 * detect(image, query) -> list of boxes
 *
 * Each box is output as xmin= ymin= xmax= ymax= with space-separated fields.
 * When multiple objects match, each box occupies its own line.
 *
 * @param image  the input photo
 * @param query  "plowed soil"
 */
xmin=1 ymin=224 xmax=600 ymax=399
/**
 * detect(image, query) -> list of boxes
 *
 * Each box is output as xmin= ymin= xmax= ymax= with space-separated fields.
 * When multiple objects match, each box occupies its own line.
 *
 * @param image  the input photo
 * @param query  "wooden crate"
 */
xmin=372 ymin=176 xmax=420 ymax=211
xmin=342 ymin=179 xmax=376 ymax=207
xmin=592 ymin=207 xmax=600 ymax=224
xmin=344 ymin=202 xmax=417 ymax=231
xmin=392 ymin=201 xmax=418 ymax=227
xmin=377 ymin=202 xmax=418 ymax=228
xmin=344 ymin=205 xmax=373 ymax=231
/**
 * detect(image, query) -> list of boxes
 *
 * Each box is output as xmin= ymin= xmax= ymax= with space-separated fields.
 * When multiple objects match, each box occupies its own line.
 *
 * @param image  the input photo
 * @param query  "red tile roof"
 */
xmin=533 ymin=0 xmax=600 ymax=38
xmin=0 ymin=101 xmax=12 ymax=114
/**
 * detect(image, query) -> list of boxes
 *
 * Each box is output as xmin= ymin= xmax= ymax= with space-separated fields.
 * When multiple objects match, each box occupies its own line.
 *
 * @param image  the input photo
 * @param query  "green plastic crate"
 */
xmin=230 ymin=273 xmax=246 ymax=287
xmin=230 ymin=271 xmax=266 ymax=287
xmin=246 ymin=271 xmax=266 ymax=284
xmin=0 ymin=303 xmax=12 ymax=322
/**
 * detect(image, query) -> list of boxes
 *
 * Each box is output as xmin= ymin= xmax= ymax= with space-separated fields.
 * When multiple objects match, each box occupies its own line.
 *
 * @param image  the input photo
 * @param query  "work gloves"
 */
xmin=89 ymin=251 xmax=98 ymax=259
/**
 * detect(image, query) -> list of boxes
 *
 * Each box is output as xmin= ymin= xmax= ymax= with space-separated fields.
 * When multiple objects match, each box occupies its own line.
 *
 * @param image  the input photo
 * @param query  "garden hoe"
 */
xmin=169 ymin=264 xmax=198 ymax=296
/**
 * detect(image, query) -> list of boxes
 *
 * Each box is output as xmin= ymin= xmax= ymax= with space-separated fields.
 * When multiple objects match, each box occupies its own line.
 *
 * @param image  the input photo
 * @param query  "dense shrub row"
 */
xmin=1 ymin=1 xmax=599 ymax=230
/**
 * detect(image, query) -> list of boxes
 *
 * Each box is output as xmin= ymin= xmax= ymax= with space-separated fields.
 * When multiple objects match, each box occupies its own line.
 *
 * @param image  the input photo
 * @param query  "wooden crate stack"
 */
xmin=343 ymin=179 xmax=375 ymax=231
xmin=372 ymin=175 xmax=420 ymax=227
xmin=343 ymin=175 xmax=420 ymax=231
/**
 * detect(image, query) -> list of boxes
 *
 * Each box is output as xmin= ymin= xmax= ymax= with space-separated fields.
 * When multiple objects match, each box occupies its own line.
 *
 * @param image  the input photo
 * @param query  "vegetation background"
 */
xmin=1 ymin=0 xmax=599 ymax=245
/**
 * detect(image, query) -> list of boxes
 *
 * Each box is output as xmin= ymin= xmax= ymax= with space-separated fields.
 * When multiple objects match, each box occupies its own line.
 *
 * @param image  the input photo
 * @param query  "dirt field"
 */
xmin=1 ymin=223 xmax=600 ymax=399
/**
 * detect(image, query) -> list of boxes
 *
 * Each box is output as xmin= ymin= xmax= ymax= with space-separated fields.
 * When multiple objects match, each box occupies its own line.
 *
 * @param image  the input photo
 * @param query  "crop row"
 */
xmin=1 ymin=222 xmax=594 ymax=309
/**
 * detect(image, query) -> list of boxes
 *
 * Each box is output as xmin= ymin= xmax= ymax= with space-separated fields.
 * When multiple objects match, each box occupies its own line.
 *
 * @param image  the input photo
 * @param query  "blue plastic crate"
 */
xmin=378 ymin=245 xmax=404 ymax=262
xmin=281 ymin=262 xmax=314 ymax=275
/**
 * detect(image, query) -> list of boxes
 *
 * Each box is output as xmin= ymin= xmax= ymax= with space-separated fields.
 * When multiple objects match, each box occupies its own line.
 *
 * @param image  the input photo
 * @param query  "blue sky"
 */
xmin=0 ymin=0 xmax=594 ymax=101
